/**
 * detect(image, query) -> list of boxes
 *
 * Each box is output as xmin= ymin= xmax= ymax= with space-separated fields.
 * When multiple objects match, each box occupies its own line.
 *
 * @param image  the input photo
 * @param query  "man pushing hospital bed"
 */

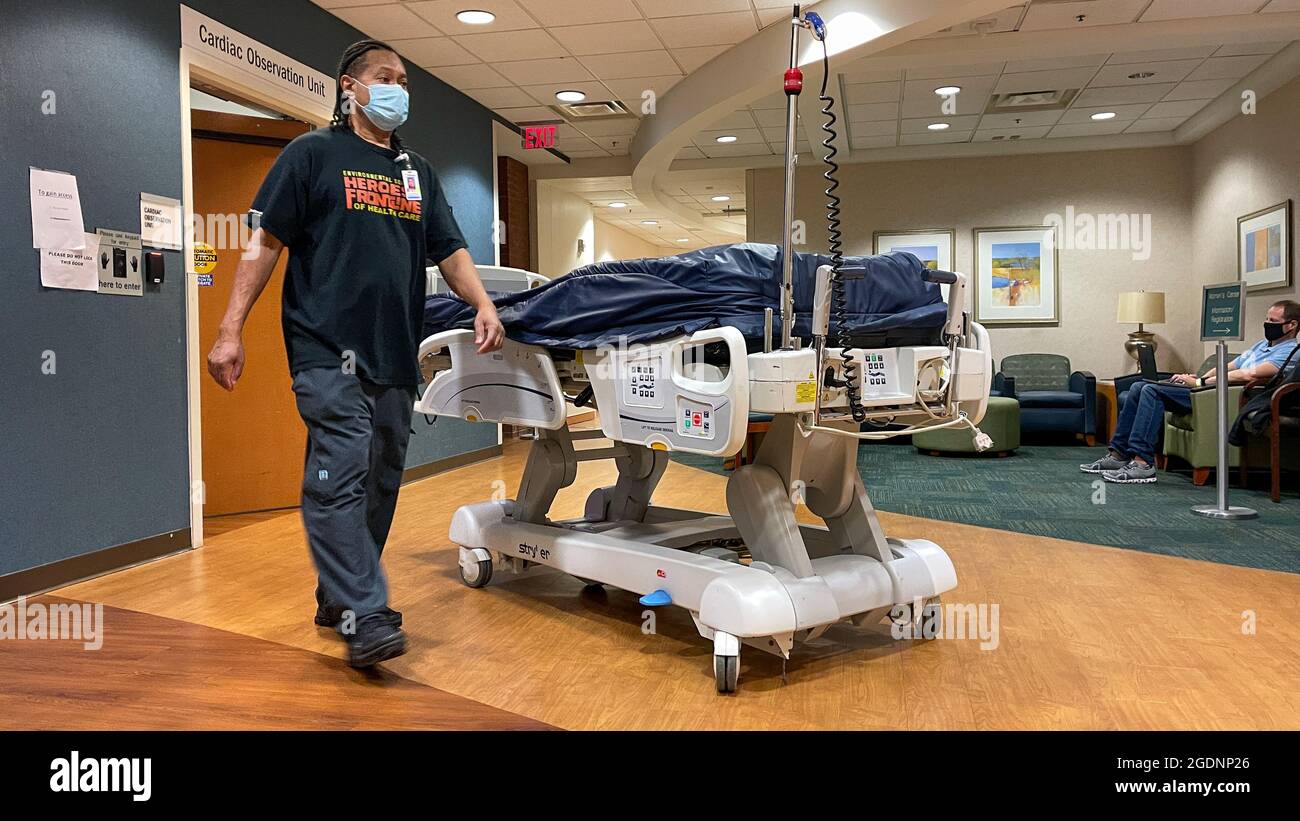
xmin=415 ymin=242 xmax=993 ymax=693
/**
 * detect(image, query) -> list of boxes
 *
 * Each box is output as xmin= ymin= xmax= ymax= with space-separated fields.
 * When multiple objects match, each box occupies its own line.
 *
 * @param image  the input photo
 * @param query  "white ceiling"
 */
xmin=698 ymin=37 xmax=1288 ymax=159
xmin=310 ymin=0 xmax=820 ymax=158
xmin=315 ymin=0 xmax=1300 ymax=242
xmin=316 ymin=0 xmax=1300 ymax=162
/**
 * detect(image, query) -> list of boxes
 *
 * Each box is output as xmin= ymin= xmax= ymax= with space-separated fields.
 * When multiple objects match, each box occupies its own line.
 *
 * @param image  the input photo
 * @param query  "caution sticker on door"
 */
xmin=192 ymin=243 xmax=218 ymax=274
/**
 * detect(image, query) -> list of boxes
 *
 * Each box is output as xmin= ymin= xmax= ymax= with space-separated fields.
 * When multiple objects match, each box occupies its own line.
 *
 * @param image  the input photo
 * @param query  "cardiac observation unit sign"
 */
xmin=180 ymin=5 xmax=332 ymax=119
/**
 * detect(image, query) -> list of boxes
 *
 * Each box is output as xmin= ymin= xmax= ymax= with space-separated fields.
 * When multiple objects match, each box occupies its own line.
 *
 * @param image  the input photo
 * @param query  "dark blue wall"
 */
xmin=0 ymin=0 xmax=498 ymax=578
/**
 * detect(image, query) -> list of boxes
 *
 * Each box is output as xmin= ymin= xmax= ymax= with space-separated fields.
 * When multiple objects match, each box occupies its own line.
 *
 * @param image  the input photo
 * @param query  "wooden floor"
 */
xmin=203 ymin=509 xmax=294 ymax=538
xmin=29 ymin=440 xmax=1300 ymax=730
xmin=0 ymin=597 xmax=548 ymax=730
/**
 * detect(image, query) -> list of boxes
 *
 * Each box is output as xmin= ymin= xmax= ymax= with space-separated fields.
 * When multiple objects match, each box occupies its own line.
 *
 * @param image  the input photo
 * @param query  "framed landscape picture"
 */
xmin=874 ymin=229 xmax=955 ymax=300
xmin=973 ymin=226 xmax=1059 ymax=326
xmin=1238 ymin=200 xmax=1292 ymax=293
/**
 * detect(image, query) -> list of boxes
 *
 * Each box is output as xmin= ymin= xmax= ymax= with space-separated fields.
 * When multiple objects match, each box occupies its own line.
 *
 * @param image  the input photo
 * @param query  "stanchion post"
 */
xmin=1192 ymin=322 xmax=1257 ymax=520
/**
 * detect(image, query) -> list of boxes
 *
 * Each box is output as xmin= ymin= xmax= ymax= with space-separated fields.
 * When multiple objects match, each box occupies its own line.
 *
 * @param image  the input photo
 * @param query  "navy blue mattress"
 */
xmin=423 ymin=243 xmax=947 ymax=350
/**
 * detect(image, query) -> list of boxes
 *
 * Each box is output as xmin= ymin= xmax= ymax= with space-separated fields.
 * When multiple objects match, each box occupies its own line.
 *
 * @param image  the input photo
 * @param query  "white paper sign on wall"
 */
xmin=40 ymin=232 xmax=99 ymax=291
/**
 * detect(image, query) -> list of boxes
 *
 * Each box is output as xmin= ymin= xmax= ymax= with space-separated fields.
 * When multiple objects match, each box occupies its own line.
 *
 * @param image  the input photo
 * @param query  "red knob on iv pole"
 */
xmin=784 ymin=68 xmax=803 ymax=95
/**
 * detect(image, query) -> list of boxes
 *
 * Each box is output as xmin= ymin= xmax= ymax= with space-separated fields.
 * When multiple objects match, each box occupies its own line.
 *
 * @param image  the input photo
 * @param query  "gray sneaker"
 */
xmin=1080 ymin=452 xmax=1127 ymax=473
xmin=1102 ymin=460 xmax=1158 ymax=484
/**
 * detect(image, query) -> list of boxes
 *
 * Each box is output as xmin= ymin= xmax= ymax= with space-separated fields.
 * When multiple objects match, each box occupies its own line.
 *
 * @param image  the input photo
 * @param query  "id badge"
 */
xmin=402 ymin=169 xmax=422 ymax=201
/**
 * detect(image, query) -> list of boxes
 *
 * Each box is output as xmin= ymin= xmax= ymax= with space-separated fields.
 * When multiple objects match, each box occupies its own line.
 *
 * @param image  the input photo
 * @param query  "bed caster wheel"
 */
xmin=918 ymin=596 xmax=942 ymax=640
xmin=714 ymin=655 xmax=739 ymax=694
xmin=713 ymin=631 xmax=740 ymax=694
xmin=458 ymin=549 xmax=493 ymax=589
xmin=573 ymin=576 xmax=603 ymax=588
xmin=891 ymin=596 xmax=941 ymax=640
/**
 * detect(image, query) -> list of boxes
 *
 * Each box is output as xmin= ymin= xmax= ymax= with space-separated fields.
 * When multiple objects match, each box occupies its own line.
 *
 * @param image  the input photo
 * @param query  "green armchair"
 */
xmin=1159 ymin=354 xmax=1240 ymax=486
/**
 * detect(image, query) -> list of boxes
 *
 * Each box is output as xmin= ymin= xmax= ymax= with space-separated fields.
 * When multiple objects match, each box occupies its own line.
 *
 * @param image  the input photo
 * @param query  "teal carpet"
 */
xmin=673 ymin=441 xmax=1300 ymax=575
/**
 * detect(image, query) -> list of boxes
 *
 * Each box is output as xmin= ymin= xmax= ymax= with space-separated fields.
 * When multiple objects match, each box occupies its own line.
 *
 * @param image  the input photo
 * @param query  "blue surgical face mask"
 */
xmin=350 ymin=80 xmax=409 ymax=131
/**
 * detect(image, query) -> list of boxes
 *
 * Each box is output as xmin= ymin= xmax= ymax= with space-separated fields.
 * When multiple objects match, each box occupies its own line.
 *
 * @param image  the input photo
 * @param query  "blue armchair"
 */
xmin=992 ymin=353 xmax=1097 ymax=443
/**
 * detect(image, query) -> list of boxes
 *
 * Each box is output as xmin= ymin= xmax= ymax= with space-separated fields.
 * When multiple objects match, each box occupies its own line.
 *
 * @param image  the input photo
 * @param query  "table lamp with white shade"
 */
xmin=1117 ymin=290 xmax=1165 ymax=362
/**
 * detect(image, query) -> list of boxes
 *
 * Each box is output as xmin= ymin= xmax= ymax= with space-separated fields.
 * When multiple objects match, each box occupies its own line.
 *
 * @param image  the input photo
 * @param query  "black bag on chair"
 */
xmin=1229 ymin=346 xmax=1300 ymax=446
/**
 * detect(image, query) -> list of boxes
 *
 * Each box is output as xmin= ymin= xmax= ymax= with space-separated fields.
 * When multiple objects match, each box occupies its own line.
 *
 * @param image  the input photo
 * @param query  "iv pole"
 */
xmin=779 ymin=4 xmax=804 ymax=350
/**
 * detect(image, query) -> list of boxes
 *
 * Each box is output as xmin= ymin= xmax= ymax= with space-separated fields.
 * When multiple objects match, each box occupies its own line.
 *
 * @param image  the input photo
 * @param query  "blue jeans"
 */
xmin=1109 ymin=381 xmax=1192 ymax=463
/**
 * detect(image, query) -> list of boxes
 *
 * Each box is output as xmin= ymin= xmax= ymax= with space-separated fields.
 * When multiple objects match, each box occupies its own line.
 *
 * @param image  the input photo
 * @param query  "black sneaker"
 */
xmin=314 ymin=585 xmax=401 ymax=629
xmin=315 ymin=602 xmax=402 ymax=630
xmin=347 ymin=613 xmax=408 ymax=668
xmin=314 ymin=602 xmax=347 ymax=628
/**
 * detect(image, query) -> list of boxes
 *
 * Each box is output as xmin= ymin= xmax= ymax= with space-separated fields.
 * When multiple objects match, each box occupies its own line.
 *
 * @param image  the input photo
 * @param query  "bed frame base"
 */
xmin=449 ymin=413 xmax=957 ymax=693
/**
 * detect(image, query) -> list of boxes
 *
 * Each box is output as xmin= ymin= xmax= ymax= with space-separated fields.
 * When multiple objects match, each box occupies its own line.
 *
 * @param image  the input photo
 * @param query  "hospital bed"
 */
xmin=414 ymin=5 xmax=994 ymax=693
xmin=416 ymin=258 xmax=991 ymax=692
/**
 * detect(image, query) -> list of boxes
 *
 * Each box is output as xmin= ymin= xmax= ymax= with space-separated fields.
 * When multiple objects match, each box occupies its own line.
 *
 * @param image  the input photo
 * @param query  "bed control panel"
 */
xmin=586 ymin=328 xmax=750 ymax=457
xmin=855 ymin=348 xmax=915 ymax=407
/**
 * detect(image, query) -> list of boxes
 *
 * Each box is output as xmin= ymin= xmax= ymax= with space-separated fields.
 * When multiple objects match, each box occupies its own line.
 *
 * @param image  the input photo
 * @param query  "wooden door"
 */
xmin=193 ymin=111 xmax=310 ymax=516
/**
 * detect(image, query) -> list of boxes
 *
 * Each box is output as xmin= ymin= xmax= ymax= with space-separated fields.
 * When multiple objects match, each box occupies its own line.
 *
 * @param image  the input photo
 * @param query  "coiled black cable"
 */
xmin=817 ymin=37 xmax=866 ymax=422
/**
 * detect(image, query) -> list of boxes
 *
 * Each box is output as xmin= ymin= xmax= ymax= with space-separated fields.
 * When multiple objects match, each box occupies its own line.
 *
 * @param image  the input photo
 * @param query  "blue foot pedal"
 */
xmin=639 ymin=589 xmax=672 ymax=607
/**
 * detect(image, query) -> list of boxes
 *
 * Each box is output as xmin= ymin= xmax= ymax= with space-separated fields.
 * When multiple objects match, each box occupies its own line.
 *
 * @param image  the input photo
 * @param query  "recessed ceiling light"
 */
xmin=641 ymin=220 xmax=658 ymax=225
xmin=1091 ymin=111 xmax=1117 ymax=121
xmin=555 ymin=90 xmax=586 ymax=103
xmin=1127 ymin=71 xmax=1155 ymax=80
xmin=456 ymin=9 xmax=496 ymax=25
xmin=677 ymin=238 xmax=690 ymax=242
xmin=608 ymin=202 xmax=628 ymax=209
xmin=927 ymin=122 xmax=950 ymax=131
xmin=934 ymin=85 xmax=961 ymax=96
xmin=711 ymin=195 xmax=731 ymax=202
xmin=715 ymin=135 xmax=739 ymax=143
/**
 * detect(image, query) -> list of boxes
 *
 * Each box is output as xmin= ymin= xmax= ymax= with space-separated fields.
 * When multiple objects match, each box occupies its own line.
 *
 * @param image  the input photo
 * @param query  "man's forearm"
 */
xmin=1205 ymin=368 xmax=1258 ymax=386
xmin=438 ymin=248 xmax=493 ymax=311
xmin=220 ymin=230 xmax=282 ymax=336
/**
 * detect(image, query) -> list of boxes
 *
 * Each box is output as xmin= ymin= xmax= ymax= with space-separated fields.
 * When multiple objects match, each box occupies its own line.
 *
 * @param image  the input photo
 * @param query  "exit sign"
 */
xmin=522 ymin=124 xmax=558 ymax=150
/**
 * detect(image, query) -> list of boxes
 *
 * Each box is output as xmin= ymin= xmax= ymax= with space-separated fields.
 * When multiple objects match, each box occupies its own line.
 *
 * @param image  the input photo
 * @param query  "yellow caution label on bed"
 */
xmin=795 ymin=380 xmax=818 ymax=404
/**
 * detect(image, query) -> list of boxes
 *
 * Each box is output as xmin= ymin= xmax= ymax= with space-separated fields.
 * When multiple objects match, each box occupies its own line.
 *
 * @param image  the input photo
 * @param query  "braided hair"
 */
xmin=331 ymin=39 xmax=406 ymax=153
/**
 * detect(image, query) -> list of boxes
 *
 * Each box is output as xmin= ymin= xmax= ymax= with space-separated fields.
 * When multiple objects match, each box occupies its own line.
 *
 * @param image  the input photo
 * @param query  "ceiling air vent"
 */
xmin=550 ymin=99 xmax=634 ymax=121
xmin=985 ymin=88 xmax=1079 ymax=113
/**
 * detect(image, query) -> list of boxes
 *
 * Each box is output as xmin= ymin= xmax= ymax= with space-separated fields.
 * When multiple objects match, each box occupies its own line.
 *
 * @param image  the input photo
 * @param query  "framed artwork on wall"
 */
xmin=874 ymin=229 xmax=955 ymax=301
xmin=1237 ymin=200 xmax=1292 ymax=293
xmin=873 ymin=229 xmax=954 ymax=271
xmin=973 ymin=225 xmax=1059 ymax=326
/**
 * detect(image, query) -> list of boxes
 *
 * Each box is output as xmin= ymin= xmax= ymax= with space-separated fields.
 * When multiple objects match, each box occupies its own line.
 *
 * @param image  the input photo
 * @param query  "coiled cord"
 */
xmin=817 ymin=37 xmax=865 ymax=422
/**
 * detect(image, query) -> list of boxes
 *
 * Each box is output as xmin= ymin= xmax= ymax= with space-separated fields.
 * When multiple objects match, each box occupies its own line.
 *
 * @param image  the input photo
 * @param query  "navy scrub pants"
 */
xmin=292 ymin=367 xmax=415 ymax=621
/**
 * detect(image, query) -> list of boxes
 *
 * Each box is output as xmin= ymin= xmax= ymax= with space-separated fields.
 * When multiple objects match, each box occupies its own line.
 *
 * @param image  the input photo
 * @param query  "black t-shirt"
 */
xmin=250 ymin=126 xmax=467 ymax=386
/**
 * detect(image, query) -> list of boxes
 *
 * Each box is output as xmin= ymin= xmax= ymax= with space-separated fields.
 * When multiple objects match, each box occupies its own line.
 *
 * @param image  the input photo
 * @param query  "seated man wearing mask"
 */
xmin=1080 ymin=299 xmax=1300 ymax=485
xmin=207 ymin=40 xmax=504 ymax=668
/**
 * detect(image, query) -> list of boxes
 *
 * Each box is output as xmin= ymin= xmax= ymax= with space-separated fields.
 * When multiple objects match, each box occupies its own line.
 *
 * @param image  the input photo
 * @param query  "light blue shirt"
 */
xmin=1234 ymin=338 xmax=1298 ymax=374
